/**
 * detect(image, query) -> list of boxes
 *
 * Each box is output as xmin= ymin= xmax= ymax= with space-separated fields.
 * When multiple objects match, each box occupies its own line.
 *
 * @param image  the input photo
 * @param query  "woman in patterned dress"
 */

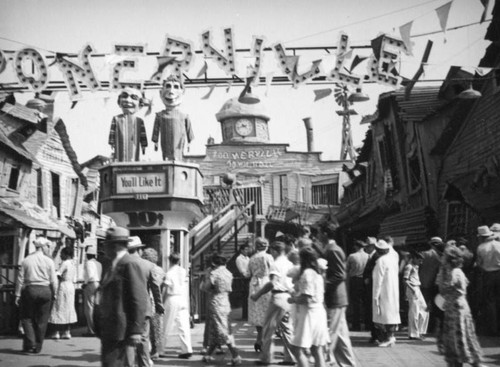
xmin=436 ymin=246 xmax=484 ymax=367
xmin=248 ymin=237 xmax=274 ymax=352
xmin=201 ymin=253 xmax=241 ymax=366
xmin=289 ymin=246 xmax=329 ymax=367
xmin=49 ymin=247 xmax=77 ymax=339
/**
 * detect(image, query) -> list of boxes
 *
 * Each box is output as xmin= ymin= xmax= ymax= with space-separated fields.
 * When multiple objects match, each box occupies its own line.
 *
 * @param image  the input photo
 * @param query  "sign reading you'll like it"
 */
xmin=116 ymin=172 xmax=166 ymax=194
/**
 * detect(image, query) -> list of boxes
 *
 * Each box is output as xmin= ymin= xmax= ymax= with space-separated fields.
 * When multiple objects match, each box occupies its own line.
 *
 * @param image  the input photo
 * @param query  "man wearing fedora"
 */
xmin=476 ymin=225 xmax=500 ymax=336
xmin=97 ymin=227 xmax=153 ymax=367
xmin=15 ymin=236 xmax=57 ymax=354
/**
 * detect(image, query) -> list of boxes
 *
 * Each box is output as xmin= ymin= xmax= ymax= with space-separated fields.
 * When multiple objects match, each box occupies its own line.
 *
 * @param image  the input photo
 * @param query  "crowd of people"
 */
xmin=13 ymin=220 xmax=500 ymax=367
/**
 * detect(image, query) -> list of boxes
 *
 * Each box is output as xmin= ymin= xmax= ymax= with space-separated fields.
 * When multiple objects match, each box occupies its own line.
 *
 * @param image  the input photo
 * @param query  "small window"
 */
xmin=279 ymin=174 xmax=288 ymax=202
xmin=312 ymin=183 xmax=339 ymax=205
xmin=8 ymin=167 xmax=20 ymax=191
xmin=51 ymin=172 xmax=61 ymax=218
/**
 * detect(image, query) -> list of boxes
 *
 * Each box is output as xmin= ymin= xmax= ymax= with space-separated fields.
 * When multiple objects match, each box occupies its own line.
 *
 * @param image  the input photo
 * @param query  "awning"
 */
xmin=0 ymin=198 xmax=76 ymax=238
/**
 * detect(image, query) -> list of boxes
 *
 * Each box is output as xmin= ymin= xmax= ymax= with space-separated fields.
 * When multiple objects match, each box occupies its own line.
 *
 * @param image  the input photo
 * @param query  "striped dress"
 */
xmin=108 ymin=114 xmax=148 ymax=162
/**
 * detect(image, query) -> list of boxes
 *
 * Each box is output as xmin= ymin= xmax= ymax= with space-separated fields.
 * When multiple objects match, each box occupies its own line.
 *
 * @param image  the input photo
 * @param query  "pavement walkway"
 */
xmin=1 ymin=313 xmax=499 ymax=367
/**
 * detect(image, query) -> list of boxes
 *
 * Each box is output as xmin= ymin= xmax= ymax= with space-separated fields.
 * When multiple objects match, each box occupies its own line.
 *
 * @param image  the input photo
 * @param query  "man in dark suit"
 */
xmin=97 ymin=227 xmax=152 ymax=367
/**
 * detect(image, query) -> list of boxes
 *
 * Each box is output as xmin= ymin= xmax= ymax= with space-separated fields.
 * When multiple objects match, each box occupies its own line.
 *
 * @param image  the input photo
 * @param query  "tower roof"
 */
xmin=215 ymin=97 xmax=270 ymax=122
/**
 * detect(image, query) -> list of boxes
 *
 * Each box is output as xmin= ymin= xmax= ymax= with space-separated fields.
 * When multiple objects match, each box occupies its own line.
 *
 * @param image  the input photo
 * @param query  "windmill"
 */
xmin=334 ymin=83 xmax=358 ymax=162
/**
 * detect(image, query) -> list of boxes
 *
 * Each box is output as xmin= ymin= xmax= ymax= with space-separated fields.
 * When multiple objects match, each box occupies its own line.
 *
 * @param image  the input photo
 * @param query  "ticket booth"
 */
xmin=99 ymin=161 xmax=204 ymax=270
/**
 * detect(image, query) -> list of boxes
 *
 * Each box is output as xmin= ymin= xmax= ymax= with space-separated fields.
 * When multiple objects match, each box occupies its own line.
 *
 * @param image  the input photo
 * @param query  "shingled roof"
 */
xmin=392 ymin=86 xmax=446 ymax=124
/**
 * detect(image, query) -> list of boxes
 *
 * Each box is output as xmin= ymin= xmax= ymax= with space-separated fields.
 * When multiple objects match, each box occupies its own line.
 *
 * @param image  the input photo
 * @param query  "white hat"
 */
xmin=317 ymin=258 xmax=328 ymax=270
xmin=490 ymin=223 xmax=500 ymax=232
xmin=375 ymin=240 xmax=390 ymax=250
xmin=366 ymin=237 xmax=377 ymax=246
xmin=34 ymin=237 xmax=50 ymax=248
xmin=86 ymin=245 xmax=97 ymax=255
xmin=127 ymin=236 xmax=145 ymax=250
xmin=477 ymin=225 xmax=494 ymax=237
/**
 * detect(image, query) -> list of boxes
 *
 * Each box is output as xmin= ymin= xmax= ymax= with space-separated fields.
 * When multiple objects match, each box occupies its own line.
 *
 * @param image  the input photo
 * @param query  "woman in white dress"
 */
xmin=248 ymin=237 xmax=274 ymax=352
xmin=289 ymin=247 xmax=329 ymax=367
xmin=49 ymin=247 xmax=77 ymax=339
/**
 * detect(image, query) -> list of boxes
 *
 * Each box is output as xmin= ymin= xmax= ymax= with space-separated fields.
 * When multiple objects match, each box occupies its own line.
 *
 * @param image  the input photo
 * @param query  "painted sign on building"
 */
xmin=116 ymin=172 xmax=166 ymax=194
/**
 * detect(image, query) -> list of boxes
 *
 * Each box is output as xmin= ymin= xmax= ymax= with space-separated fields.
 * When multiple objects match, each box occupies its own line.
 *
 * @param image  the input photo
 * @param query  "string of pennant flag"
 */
xmin=0 ymin=0 xmax=491 ymax=104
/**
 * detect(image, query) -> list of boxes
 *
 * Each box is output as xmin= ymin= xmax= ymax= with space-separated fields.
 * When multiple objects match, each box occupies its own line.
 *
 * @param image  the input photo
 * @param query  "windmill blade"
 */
xmin=333 ymin=83 xmax=351 ymax=107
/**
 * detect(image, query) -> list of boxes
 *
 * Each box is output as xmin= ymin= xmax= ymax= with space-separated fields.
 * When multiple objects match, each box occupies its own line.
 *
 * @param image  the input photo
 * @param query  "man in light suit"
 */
xmin=96 ymin=227 xmax=152 ymax=367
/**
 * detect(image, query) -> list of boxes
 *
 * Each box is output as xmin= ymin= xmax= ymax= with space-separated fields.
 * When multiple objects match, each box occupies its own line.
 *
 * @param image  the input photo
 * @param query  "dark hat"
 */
xmin=271 ymin=241 xmax=286 ymax=252
xmin=104 ymin=226 xmax=131 ymax=244
xmin=255 ymin=237 xmax=269 ymax=250
xmin=355 ymin=240 xmax=367 ymax=247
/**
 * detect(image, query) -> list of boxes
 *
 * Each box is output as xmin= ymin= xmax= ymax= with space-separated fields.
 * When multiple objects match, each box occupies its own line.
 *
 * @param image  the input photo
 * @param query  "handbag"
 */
xmin=434 ymin=293 xmax=445 ymax=311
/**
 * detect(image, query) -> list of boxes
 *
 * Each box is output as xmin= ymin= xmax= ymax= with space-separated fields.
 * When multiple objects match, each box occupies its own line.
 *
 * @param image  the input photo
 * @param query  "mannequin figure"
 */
xmin=152 ymin=75 xmax=194 ymax=161
xmin=108 ymin=87 xmax=148 ymax=162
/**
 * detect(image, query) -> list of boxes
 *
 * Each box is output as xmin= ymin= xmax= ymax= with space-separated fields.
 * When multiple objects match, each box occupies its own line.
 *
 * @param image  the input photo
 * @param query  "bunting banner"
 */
xmin=399 ymin=21 xmax=414 ymax=56
xmin=226 ymin=80 xmax=233 ymax=93
xmin=313 ymin=88 xmax=333 ymax=102
xmin=405 ymin=40 xmax=433 ymax=100
xmin=349 ymin=55 xmax=367 ymax=73
xmin=480 ymin=0 xmax=490 ymax=23
xmin=435 ymin=1 xmax=453 ymax=40
xmin=196 ymin=61 xmax=208 ymax=78
xmin=201 ymin=84 xmax=217 ymax=99
xmin=265 ymin=71 xmax=274 ymax=96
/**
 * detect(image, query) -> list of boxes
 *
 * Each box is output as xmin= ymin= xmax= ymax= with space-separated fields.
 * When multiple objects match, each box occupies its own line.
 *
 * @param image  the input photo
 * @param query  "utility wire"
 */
xmin=284 ymin=0 xmax=443 ymax=44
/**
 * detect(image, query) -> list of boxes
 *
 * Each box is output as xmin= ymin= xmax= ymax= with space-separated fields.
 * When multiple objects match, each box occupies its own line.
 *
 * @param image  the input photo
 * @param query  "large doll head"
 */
xmin=117 ymin=87 xmax=142 ymax=115
xmin=160 ymin=75 xmax=184 ymax=108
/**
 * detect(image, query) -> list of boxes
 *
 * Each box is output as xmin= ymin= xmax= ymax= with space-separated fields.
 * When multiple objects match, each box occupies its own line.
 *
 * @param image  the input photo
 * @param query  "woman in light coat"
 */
xmin=372 ymin=240 xmax=401 ymax=347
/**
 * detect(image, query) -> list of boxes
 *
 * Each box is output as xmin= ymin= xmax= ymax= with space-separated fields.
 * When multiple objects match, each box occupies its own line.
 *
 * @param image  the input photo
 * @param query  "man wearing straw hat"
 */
xmin=97 ymin=227 xmax=152 ymax=367
xmin=15 ymin=236 xmax=57 ymax=354
xmin=477 ymin=225 xmax=500 ymax=336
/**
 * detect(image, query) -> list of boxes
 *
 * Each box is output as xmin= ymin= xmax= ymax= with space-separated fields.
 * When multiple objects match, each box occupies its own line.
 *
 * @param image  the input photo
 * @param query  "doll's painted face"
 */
xmin=118 ymin=88 xmax=141 ymax=115
xmin=160 ymin=79 xmax=183 ymax=107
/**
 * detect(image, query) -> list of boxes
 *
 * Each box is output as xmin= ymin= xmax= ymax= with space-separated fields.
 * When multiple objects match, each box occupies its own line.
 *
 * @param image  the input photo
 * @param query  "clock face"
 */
xmin=235 ymin=118 xmax=253 ymax=136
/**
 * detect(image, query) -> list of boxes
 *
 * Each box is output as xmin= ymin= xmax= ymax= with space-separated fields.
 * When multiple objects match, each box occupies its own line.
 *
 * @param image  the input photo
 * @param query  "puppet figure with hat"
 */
xmin=108 ymin=87 xmax=148 ymax=162
xmin=152 ymin=74 xmax=194 ymax=161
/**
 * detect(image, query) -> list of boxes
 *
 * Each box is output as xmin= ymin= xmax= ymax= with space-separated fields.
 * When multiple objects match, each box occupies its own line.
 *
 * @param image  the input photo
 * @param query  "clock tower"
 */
xmin=215 ymin=96 xmax=271 ymax=144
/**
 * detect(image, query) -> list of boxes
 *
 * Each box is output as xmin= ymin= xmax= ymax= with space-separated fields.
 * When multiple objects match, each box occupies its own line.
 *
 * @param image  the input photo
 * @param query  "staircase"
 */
xmin=189 ymin=201 xmax=256 ymax=261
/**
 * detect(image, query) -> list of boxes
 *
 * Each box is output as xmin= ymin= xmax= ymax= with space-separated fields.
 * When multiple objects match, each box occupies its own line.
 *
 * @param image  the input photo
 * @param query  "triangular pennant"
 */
xmin=150 ymin=56 xmax=176 ymax=80
xmin=480 ymin=0 xmax=490 ymax=23
xmin=226 ymin=80 xmax=234 ymax=93
xmin=265 ymin=72 xmax=274 ymax=96
xmin=196 ymin=61 xmax=208 ymax=78
xmin=435 ymin=1 xmax=453 ymax=36
xmin=201 ymin=84 xmax=216 ymax=100
xmin=349 ymin=55 xmax=367 ymax=73
xmin=399 ymin=21 xmax=414 ymax=56
xmin=405 ymin=40 xmax=433 ymax=100
xmin=313 ymin=88 xmax=332 ymax=102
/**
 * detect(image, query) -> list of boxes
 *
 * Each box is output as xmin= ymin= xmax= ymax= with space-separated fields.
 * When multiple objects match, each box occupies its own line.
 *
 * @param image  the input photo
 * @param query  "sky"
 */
xmin=0 ymin=0 xmax=493 ymax=163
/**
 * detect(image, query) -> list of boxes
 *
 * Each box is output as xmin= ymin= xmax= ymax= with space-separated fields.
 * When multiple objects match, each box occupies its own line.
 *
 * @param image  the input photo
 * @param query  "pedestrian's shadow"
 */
xmin=53 ymin=351 xmax=100 ymax=363
xmin=0 ymin=348 xmax=31 ymax=355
